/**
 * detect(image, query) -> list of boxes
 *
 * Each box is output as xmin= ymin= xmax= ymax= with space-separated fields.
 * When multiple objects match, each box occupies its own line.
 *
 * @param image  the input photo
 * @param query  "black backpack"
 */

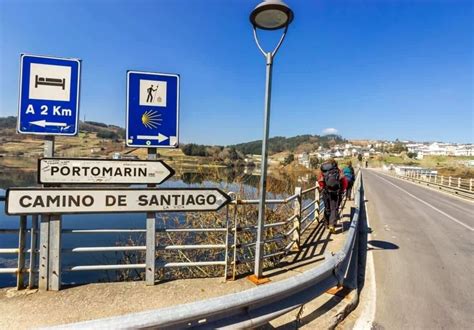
xmin=321 ymin=162 xmax=340 ymax=192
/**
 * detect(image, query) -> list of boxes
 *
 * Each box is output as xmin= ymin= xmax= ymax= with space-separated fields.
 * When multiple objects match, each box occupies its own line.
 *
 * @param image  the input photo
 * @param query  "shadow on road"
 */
xmin=368 ymin=240 xmax=399 ymax=250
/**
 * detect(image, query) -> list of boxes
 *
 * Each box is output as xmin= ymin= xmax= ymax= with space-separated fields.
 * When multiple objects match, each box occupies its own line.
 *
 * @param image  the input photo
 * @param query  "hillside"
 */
xmin=230 ymin=134 xmax=346 ymax=155
xmin=0 ymin=116 xmax=125 ymax=140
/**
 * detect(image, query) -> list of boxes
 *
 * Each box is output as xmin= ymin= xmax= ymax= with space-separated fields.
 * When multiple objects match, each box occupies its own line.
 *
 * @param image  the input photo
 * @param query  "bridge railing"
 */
xmin=58 ymin=172 xmax=362 ymax=329
xmin=393 ymin=170 xmax=474 ymax=199
xmin=0 ymin=184 xmax=324 ymax=290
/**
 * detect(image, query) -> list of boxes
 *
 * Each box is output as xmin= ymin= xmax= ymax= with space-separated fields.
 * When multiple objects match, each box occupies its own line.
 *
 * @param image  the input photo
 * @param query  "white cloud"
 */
xmin=322 ymin=128 xmax=338 ymax=135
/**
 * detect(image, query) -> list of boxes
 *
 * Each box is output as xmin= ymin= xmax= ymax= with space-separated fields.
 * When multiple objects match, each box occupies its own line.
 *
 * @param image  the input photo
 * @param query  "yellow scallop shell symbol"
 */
xmin=141 ymin=110 xmax=162 ymax=129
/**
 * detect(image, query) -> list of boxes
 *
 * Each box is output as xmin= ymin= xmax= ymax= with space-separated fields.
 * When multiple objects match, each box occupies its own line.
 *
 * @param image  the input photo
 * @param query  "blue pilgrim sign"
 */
xmin=126 ymin=70 xmax=180 ymax=148
xmin=17 ymin=54 xmax=81 ymax=136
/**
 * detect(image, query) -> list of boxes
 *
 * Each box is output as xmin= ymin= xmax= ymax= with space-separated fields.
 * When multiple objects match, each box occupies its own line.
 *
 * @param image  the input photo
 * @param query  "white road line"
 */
xmin=353 ymin=199 xmax=377 ymax=330
xmin=372 ymin=172 xmax=474 ymax=232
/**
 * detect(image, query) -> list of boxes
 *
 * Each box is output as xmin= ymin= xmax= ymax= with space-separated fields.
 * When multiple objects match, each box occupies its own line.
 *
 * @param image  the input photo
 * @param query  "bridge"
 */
xmin=0 ymin=168 xmax=472 ymax=328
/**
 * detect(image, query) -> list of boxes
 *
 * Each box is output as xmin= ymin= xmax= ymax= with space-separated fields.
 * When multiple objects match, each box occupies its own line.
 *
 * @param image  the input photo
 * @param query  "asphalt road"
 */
xmin=361 ymin=169 xmax=474 ymax=329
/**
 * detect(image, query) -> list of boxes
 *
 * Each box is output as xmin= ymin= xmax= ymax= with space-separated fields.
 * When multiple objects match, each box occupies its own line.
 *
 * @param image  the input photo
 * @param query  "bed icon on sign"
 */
xmin=35 ymin=75 xmax=66 ymax=90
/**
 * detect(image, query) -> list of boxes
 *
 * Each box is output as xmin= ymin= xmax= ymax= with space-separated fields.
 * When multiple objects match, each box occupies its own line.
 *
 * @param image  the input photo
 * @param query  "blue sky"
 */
xmin=0 ymin=0 xmax=472 ymax=145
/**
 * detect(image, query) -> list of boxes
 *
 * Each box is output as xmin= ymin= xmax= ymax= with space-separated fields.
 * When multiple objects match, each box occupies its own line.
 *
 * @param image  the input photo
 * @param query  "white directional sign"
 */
xmin=38 ymin=158 xmax=175 ymax=185
xmin=6 ymin=188 xmax=231 ymax=215
xmin=18 ymin=54 xmax=81 ymax=135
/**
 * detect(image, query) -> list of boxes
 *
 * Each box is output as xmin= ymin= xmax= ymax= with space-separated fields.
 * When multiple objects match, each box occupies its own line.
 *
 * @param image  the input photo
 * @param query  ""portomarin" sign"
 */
xmin=38 ymin=158 xmax=174 ymax=184
xmin=6 ymin=188 xmax=232 ymax=215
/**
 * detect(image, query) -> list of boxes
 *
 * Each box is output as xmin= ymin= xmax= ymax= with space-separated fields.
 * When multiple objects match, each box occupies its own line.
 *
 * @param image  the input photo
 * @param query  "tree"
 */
xmin=97 ymin=130 xmax=118 ymax=139
xmin=309 ymin=157 xmax=320 ymax=169
xmin=282 ymin=154 xmax=294 ymax=165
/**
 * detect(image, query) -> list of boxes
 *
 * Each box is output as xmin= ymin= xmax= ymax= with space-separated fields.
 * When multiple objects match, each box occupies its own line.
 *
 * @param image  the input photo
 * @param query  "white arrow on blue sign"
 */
xmin=17 ymin=54 xmax=81 ymax=136
xmin=126 ymin=70 xmax=180 ymax=148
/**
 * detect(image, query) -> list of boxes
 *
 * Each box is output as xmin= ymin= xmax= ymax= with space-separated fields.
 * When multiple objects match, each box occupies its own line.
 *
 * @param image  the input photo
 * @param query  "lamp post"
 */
xmin=250 ymin=0 xmax=294 ymax=280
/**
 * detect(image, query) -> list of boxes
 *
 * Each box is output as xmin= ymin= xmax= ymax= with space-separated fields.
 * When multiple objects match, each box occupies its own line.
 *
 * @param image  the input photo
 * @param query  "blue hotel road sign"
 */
xmin=126 ymin=70 xmax=180 ymax=148
xmin=17 ymin=54 xmax=81 ymax=136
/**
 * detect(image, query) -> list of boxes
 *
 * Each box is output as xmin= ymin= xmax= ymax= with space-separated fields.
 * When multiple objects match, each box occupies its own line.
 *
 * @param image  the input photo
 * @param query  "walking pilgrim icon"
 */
xmin=140 ymin=79 xmax=167 ymax=107
xmin=146 ymin=85 xmax=157 ymax=103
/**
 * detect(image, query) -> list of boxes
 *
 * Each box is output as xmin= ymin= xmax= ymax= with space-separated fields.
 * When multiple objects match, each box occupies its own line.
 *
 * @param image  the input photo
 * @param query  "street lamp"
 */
xmin=250 ymin=0 xmax=293 ymax=281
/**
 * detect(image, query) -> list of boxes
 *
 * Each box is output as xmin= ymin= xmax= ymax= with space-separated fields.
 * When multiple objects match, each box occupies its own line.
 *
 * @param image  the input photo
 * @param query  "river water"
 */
xmin=0 ymin=167 xmax=316 ymax=288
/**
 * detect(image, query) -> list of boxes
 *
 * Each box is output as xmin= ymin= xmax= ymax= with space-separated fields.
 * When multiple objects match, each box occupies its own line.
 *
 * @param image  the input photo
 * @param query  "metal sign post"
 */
xmin=126 ymin=71 xmax=180 ymax=148
xmin=146 ymin=148 xmax=157 ymax=286
xmin=39 ymin=136 xmax=63 ymax=291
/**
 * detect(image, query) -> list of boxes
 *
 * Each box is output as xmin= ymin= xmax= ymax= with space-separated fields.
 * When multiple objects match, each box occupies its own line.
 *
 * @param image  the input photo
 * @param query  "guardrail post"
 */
xmin=434 ymin=175 xmax=437 ymax=184
xmin=457 ymin=178 xmax=461 ymax=188
xmin=223 ymin=203 xmax=232 ymax=281
xmin=16 ymin=216 xmax=27 ymax=290
xmin=448 ymin=176 xmax=452 ymax=187
xmin=441 ymin=176 xmax=444 ymax=185
xmin=291 ymin=187 xmax=302 ymax=252
xmin=146 ymin=147 xmax=157 ymax=286
xmin=29 ymin=215 xmax=38 ymax=289
xmin=231 ymin=201 xmax=238 ymax=281
xmin=48 ymin=215 xmax=62 ymax=291
xmin=470 ymin=179 xmax=473 ymax=191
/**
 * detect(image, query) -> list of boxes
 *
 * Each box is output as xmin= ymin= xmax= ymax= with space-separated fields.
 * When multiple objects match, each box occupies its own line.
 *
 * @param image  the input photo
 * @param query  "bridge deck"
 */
xmin=0 ymin=200 xmax=354 ymax=329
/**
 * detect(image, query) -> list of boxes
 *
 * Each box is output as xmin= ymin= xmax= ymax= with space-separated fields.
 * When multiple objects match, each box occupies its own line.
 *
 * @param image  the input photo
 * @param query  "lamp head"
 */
xmin=250 ymin=0 xmax=294 ymax=30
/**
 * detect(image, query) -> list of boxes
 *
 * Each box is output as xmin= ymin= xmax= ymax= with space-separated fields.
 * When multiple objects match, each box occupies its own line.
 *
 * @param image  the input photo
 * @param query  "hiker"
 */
xmin=343 ymin=161 xmax=356 ymax=200
xmin=146 ymin=85 xmax=157 ymax=103
xmin=317 ymin=159 xmax=348 ymax=234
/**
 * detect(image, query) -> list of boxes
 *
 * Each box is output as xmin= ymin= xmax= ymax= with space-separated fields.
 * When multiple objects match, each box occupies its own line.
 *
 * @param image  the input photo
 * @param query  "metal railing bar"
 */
xmin=0 ymin=229 xmax=24 ymax=234
xmin=285 ymin=226 xmax=297 ymax=237
xmin=237 ymin=220 xmax=290 ymax=232
xmin=283 ymin=240 xmax=295 ymax=251
xmin=156 ymin=228 xmax=227 ymax=233
xmin=67 ymin=264 xmax=146 ymax=271
xmin=158 ymin=244 xmax=226 ymax=250
xmin=301 ymin=200 xmax=316 ymax=213
xmin=301 ymin=208 xmax=317 ymax=223
xmin=0 ymin=248 xmax=19 ymax=254
xmin=302 ymin=186 xmax=318 ymax=194
xmin=62 ymin=246 xmax=146 ymax=253
xmin=0 ymin=268 xmax=19 ymax=274
xmin=231 ymin=193 xmax=298 ymax=205
xmin=301 ymin=218 xmax=318 ymax=234
xmin=62 ymin=229 xmax=146 ymax=234
xmin=162 ymin=261 xmax=226 ymax=268
xmin=263 ymin=251 xmax=286 ymax=259
xmin=0 ymin=248 xmax=36 ymax=254
xmin=238 ymin=236 xmax=286 ymax=249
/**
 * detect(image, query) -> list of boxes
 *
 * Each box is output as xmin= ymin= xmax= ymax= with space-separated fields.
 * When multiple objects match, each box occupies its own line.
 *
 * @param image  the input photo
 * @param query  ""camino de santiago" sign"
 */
xmin=38 ymin=158 xmax=175 ymax=185
xmin=6 ymin=188 xmax=232 ymax=215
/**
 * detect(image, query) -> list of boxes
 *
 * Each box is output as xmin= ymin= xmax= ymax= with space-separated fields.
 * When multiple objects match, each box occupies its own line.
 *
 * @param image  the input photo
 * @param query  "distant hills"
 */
xmin=230 ymin=134 xmax=347 ymax=155
xmin=0 ymin=116 xmax=125 ymax=140
xmin=0 ymin=116 xmax=345 ymax=155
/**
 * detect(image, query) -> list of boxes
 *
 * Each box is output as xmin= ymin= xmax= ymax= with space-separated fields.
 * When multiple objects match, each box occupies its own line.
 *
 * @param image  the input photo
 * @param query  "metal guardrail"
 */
xmin=1 ymin=183 xmax=324 ymax=290
xmin=0 ymin=216 xmax=38 ymax=289
xmin=56 ymin=173 xmax=362 ymax=329
xmin=393 ymin=170 xmax=474 ymax=199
